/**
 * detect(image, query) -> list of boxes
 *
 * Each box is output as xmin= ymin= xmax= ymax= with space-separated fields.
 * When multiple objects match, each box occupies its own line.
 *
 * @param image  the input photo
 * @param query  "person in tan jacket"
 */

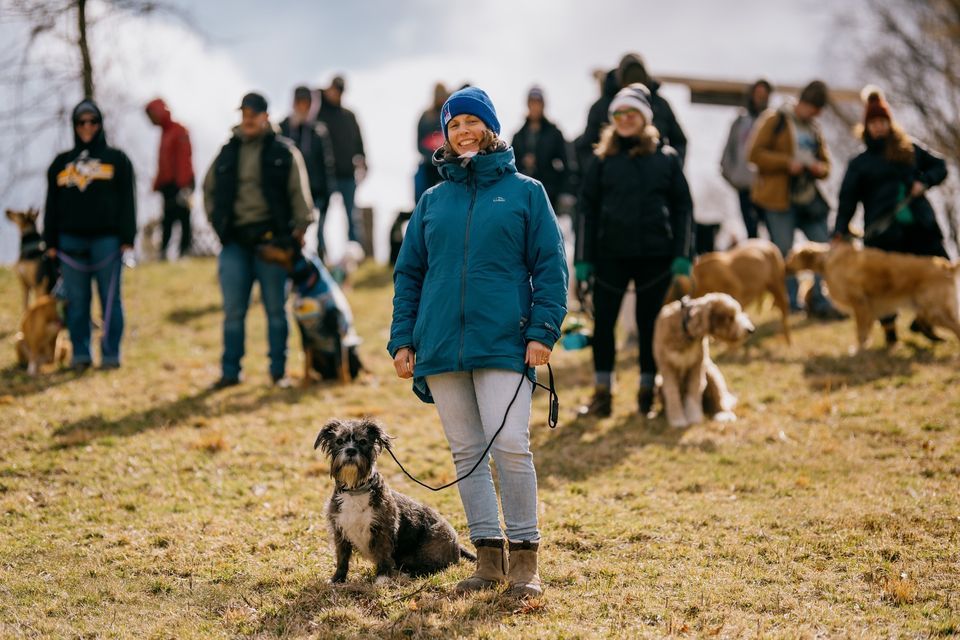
xmin=748 ymin=80 xmax=842 ymax=318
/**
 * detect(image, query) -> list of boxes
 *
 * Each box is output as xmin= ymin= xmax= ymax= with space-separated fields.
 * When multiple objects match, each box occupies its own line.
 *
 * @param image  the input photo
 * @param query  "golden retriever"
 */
xmin=653 ymin=293 xmax=755 ymax=428
xmin=692 ymin=238 xmax=791 ymax=344
xmin=785 ymin=240 xmax=960 ymax=350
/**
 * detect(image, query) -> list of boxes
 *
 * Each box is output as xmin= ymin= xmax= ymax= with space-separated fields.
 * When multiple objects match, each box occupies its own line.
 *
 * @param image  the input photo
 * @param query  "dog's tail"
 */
xmin=459 ymin=545 xmax=476 ymax=562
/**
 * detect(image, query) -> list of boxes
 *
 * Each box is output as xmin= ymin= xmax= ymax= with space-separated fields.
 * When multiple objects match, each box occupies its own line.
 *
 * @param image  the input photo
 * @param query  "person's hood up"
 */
xmin=145 ymin=98 xmax=172 ymax=128
xmin=617 ymin=53 xmax=650 ymax=88
xmin=71 ymin=99 xmax=106 ymax=151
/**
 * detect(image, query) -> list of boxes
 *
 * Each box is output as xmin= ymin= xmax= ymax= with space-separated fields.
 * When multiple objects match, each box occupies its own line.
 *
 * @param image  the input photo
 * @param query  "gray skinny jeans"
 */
xmin=426 ymin=369 xmax=540 ymax=542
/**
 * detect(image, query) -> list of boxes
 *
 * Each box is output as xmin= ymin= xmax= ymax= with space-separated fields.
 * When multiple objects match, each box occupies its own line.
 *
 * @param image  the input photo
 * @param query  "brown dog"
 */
xmin=786 ymin=240 xmax=960 ymax=350
xmin=653 ymin=293 xmax=755 ymax=428
xmin=7 ymin=208 xmax=49 ymax=312
xmin=15 ymin=295 xmax=70 ymax=376
xmin=692 ymin=239 xmax=790 ymax=344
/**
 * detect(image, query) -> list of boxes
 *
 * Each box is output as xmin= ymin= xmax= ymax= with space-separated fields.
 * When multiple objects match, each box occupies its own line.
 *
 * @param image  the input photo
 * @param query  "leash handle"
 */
xmin=387 ymin=364 xmax=559 ymax=492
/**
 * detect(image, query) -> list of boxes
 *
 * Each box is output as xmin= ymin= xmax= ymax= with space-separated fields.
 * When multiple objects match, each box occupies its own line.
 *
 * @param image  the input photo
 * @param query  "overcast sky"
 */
xmin=1 ymin=0 xmax=874 ymax=263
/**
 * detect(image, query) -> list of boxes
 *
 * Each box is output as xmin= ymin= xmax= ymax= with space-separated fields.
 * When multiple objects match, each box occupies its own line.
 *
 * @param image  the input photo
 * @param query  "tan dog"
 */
xmin=693 ymin=239 xmax=791 ymax=344
xmin=6 ymin=208 xmax=49 ymax=312
xmin=786 ymin=241 xmax=960 ymax=350
xmin=15 ymin=295 xmax=70 ymax=376
xmin=653 ymin=293 xmax=755 ymax=428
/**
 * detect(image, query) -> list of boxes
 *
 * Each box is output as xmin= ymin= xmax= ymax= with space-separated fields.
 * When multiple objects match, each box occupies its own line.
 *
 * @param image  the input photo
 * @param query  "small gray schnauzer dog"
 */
xmin=314 ymin=418 xmax=475 ymax=583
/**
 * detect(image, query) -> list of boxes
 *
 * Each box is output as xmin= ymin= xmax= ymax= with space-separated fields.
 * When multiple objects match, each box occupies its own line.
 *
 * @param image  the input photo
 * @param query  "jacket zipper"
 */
xmin=458 ymin=175 xmax=478 ymax=369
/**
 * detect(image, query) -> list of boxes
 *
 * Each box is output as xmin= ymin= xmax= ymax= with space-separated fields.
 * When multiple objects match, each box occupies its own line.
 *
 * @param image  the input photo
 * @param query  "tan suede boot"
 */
xmin=455 ymin=538 xmax=507 ymax=593
xmin=507 ymin=540 xmax=542 ymax=597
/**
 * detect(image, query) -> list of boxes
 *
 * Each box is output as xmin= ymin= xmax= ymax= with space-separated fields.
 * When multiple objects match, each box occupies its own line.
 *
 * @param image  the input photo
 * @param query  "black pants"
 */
xmin=738 ymin=188 xmax=763 ymax=239
xmin=161 ymin=186 xmax=192 ymax=256
xmin=591 ymin=255 xmax=673 ymax=378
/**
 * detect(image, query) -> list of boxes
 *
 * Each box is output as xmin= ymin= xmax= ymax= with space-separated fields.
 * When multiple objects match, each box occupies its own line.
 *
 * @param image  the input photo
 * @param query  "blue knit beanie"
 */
xmin=440 ymin=87 xmax=500 ymax=141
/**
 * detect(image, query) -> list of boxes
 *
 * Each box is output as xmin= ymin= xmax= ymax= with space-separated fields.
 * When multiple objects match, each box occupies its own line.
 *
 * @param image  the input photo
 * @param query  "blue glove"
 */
xmin=670 ymin=257 xmax=692 ymax=276
xmin=574 ymin=261 xmax=594 ymax=282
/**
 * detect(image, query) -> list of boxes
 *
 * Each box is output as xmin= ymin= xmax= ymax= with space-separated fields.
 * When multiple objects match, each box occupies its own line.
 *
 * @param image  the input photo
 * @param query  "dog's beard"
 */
xmin=330 ymin=453 xmax=373 ymax=489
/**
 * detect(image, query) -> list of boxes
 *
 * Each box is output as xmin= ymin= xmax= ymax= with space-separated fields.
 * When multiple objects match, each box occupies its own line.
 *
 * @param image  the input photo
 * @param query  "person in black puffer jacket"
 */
xmin=511 ymin=86 xmax=572 ymax=211
xmin=574 ymin=84 xmax=694 ymax=418
xmin=43 ymin=99 xmax=136 ymax=371
xmin=833 ymin=88 xmax=950 ymax=344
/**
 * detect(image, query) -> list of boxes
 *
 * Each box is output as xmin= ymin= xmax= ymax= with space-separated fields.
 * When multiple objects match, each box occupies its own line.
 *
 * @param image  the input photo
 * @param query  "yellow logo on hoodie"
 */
xmin=57 ymin=152 xmax=114 ymax=192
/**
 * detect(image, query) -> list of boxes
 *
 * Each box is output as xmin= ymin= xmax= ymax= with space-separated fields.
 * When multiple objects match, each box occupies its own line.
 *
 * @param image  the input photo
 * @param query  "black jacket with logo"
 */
xmin=317 ymin=99 xmax=365 ymax=179
xmin=576 ymin=139 xmax=693 ymax=263
xmin=279 ymin=117 xmax=336 ymax=203
xmin=43 ymin=126 xmax=136 ymax=249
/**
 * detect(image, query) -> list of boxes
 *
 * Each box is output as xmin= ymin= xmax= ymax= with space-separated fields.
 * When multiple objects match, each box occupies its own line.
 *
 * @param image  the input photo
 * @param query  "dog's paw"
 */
xmin=329 ymin=575 xmax=347 ymax=585
xmin=712 ymin=411 xmax=737 ymax=423
xmin=374 ymin=575 xmax=392 ymax=586
xmin=668 ymin=417 xmax=689 ymax=429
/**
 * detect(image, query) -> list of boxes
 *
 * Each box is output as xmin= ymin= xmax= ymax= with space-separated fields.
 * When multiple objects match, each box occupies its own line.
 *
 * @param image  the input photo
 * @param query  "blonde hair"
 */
xmin=854 ymin=120 xmax=915 ymax=165
xmin=594 ymin=123 xmax=659 ymax=159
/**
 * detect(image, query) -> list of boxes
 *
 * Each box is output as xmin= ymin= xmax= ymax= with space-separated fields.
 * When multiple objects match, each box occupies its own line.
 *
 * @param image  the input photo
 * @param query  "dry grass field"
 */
xmin=1 ymin=257 xmax=958 ymax=639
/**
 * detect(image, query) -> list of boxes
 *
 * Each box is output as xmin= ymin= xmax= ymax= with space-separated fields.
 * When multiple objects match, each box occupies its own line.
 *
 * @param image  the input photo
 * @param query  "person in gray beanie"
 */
xmin=574 ymin=83 xmax=694 ymax=418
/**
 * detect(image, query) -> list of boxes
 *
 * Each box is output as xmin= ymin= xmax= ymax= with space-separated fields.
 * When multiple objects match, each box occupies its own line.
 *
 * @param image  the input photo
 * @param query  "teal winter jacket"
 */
xmin=388 ymin=146 xmax=568 ymax=402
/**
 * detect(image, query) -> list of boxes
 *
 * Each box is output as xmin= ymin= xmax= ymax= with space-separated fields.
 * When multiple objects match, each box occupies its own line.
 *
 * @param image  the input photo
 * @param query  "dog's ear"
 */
xmin=363 ymin=420 xmax=393 ymax=453
xmin=314 ymin=420 xmax=342 ymax=452
xmin=685 ymin=298 xmax=710 ymax=337
xmin=25 ymin=209 xmax=38 ymax=222
xmin=5 ymin=209 xmax=17 ymax=222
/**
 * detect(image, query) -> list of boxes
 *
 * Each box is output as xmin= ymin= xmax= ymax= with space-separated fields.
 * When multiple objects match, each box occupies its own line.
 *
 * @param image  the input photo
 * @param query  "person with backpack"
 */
xmin=748 ymin=80 xmax=843 ymax=319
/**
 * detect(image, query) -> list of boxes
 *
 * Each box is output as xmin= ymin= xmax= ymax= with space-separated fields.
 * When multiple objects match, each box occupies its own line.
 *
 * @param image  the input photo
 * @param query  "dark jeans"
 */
xmin=317 ymin=177 xmax=360 ymax=258
xmin=591 ymin=255 xmax=673 ymax=378
xmin=59 ymin=234 xmax=124 ymax=366
xmin=738 ymin=188 xmax=763 ymax=239
xmin=160 ymin=186 xmax=191 ymax=257
xmin=217 ymin=242 xmax=289 ymax=380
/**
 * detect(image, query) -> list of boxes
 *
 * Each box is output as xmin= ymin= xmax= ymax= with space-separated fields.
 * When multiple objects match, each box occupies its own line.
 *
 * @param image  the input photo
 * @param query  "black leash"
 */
xmin=385 ymin=364 xmax=559 ymax=492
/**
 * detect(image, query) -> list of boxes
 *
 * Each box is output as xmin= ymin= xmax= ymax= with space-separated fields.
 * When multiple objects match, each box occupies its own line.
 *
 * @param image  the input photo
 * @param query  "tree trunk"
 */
xmin=77 ymin=0 xmax=94 ymax=99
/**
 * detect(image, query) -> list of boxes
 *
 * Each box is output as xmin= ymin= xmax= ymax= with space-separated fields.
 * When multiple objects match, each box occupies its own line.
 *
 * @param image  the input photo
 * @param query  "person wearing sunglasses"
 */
xmin=43 ymin=99 xmax=136 ymax=371
xmin=575 ymin=84 xmax=694 ymax=418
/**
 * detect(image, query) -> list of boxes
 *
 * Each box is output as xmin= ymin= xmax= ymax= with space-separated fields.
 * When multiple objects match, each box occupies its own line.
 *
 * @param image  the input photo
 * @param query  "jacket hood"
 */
xmin=617 ymin=53 xmax=651 ymax=87
xmin=71 ymin=99 xmax=106 ymax=151
xmin=602 ymin=69 xmax=620 ymax=98
xmin=145 ymin=98 xmax=172 ymax=127
xmin=433 ymin=144 xmax=517 ymax=186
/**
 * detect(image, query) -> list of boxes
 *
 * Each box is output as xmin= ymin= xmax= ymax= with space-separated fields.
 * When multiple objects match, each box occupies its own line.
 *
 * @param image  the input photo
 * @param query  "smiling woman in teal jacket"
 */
xmin=389 ymin=87 xmax=567 ymax=598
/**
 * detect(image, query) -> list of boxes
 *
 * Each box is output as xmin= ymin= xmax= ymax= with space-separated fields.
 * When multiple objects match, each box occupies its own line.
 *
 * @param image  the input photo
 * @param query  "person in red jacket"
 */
xmin=145 ymin=98 xmax=195 ymax=258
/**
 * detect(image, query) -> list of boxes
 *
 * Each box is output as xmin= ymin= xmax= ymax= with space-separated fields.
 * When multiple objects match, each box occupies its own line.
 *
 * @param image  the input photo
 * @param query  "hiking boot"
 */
xmin=909 ymin=318 xmax=944 ymax=343
xmin=638 ymin=385 xmax=655 ymax=416
xmin=577 ymin=386 xmax=612 ymax=418
xmin=807 ymin=303 xmax=847 ymax=321
xmin=507 ymin=540 xmax=542 ymax=598
xmin=455 ymin=538 xmax=507 ymax=593
xmin=271 ymin=375 xmax=294 ymax=389
xmin=211 ymin=376 xmax=240 ymax=390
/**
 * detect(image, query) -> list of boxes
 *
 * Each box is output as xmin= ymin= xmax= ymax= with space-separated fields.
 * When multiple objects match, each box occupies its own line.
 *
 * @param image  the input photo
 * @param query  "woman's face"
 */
xmin=866 ymin=117 xmax=891 ymax=139
xmin=612 ymin=108 xmax=645 ymax=137
xmin=447 ymin=114 xmax=487 ymax=155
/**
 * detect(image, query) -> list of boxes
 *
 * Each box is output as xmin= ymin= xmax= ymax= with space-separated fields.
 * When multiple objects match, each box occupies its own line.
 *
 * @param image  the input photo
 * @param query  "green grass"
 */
xmin=1 ymin=258 xmax=958 ymax=639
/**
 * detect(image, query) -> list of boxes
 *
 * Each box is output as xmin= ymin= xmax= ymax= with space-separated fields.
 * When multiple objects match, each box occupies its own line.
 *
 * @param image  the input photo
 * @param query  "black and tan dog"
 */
xmin=314 ymin=419 xmax=475 ymax=584
xmin=258 ymin=245 xmax=363 ymax=384
xmin=7 ymin=208 xmax=58 ymax=312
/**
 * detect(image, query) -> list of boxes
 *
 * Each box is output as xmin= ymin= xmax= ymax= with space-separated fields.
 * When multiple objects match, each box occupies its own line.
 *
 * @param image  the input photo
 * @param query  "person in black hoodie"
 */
xmin=833 ymin=88 xmax=950 ymax=344
xmin=574 ymin=85 xmax=694 ymax=418
xmin=43 ymin=99 xmax=136 ymax=371
xmin=511 ymin=86 xmax=572 ymax=211
xmin=575 ymin=53 xmax=688 ymax=170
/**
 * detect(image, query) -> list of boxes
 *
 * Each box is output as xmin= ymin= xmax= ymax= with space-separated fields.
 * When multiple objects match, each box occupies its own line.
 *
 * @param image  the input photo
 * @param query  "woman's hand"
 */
xmin=910 ymin=181 xmax=926 ymax=198
xmin=525 ymin=341 xmax=552 ymax=367
xmin=393 ymin=347 xmax=415 ymax=379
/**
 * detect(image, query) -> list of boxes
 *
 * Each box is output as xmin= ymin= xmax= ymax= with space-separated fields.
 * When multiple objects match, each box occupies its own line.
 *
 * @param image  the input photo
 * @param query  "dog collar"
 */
xmin=680 ymin=297 xmax=696 ymax=341
xmin=337 ymin=479 xmax=374 ymax=495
